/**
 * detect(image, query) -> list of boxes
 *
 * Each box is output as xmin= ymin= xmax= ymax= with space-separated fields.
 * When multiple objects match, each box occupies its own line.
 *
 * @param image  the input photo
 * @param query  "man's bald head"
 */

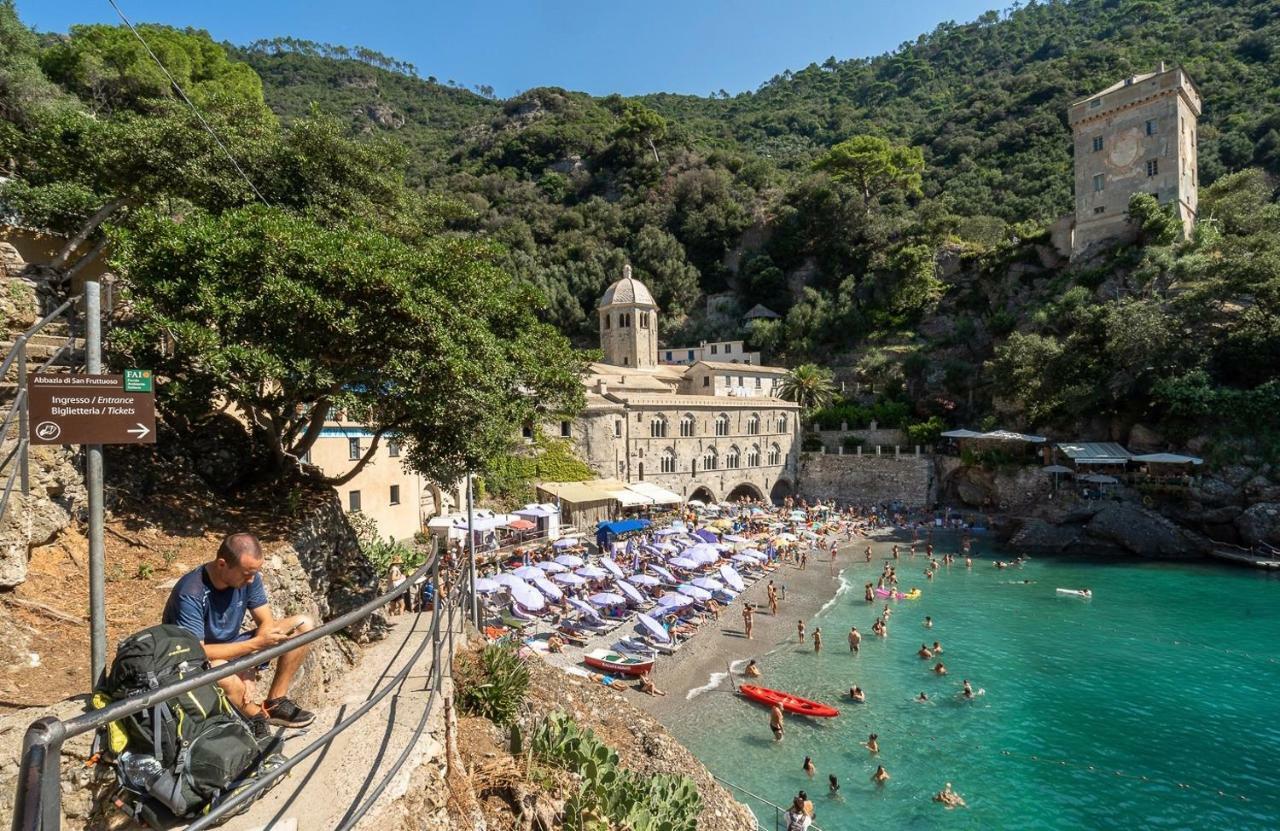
xmin=216 ymin=533 xmax=262 ymax=568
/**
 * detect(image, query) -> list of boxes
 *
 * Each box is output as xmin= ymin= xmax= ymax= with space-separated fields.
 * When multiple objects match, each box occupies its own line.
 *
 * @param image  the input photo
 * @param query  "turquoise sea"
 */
xmin=669 ymin=539 xmax=1280 ymax=830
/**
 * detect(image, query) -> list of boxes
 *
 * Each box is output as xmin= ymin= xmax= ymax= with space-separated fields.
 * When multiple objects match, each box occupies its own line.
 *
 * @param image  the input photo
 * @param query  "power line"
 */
xmin=106 ymin=0 xmax=272 ymax=207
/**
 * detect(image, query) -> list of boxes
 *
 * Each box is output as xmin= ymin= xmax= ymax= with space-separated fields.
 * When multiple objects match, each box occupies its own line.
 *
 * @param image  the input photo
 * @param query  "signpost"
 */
xmin=26 ymin=368 xmax=155 ymax=683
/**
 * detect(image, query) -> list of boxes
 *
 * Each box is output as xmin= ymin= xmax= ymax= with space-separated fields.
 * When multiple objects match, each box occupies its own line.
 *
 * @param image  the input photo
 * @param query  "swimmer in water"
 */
xmin=917 ymin=691 xmax=929 ymax=702
xmin=932 ymin=641 xmax=943 ymax=654
xmin=803 ymin=756 xmax=815 ymax=778
xmin=962 ymin=679 xmax=974 ymax=699
xmin=872 ymin=765 xmax=890 ymax=785
xmin=829 ymin=773 xmax=840 ymax=794
xmin=849 ymin=685 xmax=866 ymax=703
xmin=924 ymin=616 xmax=933 ymax=629
xmin=770 ymin=702 xmax=784 ymax=742
xmin=864 ymin=733 xmax=879 ymax=754
xmin=934 ymin=661 xmax=947 ymax=675
xmin=934 ymin=782 xmax=966 ymax=809
xmin=918 ymin=644 xmax=933 ymax=659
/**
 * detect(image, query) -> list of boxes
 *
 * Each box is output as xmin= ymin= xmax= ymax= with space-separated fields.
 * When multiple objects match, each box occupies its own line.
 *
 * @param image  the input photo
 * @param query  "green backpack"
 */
xmin=95 ymin=625 xmax=285 ymax=827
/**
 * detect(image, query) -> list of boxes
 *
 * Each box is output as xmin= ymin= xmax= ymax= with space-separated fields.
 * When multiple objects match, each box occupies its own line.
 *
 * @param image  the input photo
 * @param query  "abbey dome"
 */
xmin=598 ymin=265 xmax=656 ymax=308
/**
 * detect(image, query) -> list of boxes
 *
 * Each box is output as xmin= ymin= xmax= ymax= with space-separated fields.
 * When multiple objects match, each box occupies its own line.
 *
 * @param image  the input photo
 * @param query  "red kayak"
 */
xmin=738 ymin=684 xmax=839 ymax=718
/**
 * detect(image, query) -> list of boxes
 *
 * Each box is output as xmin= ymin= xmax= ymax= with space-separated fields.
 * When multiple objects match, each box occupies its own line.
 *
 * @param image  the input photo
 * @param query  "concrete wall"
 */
xmin=798 ymin=452 xmax=935 ymax=508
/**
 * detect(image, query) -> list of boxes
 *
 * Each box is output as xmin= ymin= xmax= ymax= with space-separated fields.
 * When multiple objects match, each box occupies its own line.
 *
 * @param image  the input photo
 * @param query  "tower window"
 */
xmin=561 ymin=420 xmax=572 ymax=437
xmin=604 ymin=314 xmax=611 ymax=329
xmin=1093 ymin=174 xmax=1105 ymax=192
xmin=1094 ymin=206 xmax=1106 ymax=215
xmin=1146 ymin=159 xmax=1159 ymax=177
xmin=348 ymin=438 xmax=362 ymax=460
xmin=1145 ymin=119 xmax=1158 ymax=135
xmin=1092 ymin=136 xmax=1103 ymax=153
xmin=640 ymin=312 xmax=650 ymax=329
xmin=614 ymin=421 xmax=622 ymax=437
xmin=348 ymin=490 xmax=362 ymax=512
xmin=703 ymin=376 xmax=710 ymax=387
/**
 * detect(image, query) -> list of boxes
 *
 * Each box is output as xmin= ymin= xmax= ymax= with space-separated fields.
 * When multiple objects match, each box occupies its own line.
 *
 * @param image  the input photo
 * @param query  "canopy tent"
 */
xmin=624 ymin=481 xmax=684 ymax=505
xmin=596 ymin=518 xmax=652 ymax=549
xmin=1132 ymin=453 xmax=1203 ymax=465
xmin=1057 ymin=442 xmax=1133 ymax=466
xmin=1041 ymin=465 xmax=1074 ymax=474
xmin=514 ymin=503 xmax=559 ymax=518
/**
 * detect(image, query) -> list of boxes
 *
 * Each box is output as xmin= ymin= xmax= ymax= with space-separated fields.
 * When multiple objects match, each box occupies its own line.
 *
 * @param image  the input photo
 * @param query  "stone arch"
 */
xmin=769 ymin=478 xmax=793 ymax=504
xmin=727 ymin=482 xmax=764 ymax=502
xmin=688 ymin=485 xmax=717 ymax=504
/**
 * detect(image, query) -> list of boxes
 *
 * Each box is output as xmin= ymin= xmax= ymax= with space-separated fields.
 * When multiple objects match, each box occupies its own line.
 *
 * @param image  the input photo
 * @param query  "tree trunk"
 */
xmin=49 ymin=197 xmax=129 ymax=271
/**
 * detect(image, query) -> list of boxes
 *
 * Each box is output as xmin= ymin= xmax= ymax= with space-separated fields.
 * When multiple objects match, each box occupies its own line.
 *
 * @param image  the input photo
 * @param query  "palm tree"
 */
xmin=778 ymin=363 xmax=837 ymax=418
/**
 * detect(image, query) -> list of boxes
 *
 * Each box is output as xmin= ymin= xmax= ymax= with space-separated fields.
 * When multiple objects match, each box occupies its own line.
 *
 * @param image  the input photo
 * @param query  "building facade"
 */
xmin=659 ymin=339 xmax=762 ymax=366
xmin=567 ymin=267 xmax=800 ymax=505
xmin=1068 ymin=64 xmax=1201 ymax=259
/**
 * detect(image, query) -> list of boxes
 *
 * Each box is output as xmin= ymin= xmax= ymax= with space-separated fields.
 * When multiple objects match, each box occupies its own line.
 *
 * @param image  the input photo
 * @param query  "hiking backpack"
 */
xmin=94 ymin=624 xmax=285 ymax=828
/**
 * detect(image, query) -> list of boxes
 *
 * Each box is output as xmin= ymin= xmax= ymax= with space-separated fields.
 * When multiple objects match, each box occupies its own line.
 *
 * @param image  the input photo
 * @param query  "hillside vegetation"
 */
xmin=8 ymin=0 xmax=1280 ymax=460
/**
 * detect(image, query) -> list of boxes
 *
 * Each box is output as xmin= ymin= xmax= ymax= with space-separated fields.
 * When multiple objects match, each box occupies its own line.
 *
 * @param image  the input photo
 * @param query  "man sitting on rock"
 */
xmin=162 ymin=532 xmax=316 ymax=737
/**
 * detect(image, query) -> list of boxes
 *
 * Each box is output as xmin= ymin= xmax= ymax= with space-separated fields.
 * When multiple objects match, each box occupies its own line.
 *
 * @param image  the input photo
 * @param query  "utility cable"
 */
xmin=106 ymin=0 xmax=272 ymax=207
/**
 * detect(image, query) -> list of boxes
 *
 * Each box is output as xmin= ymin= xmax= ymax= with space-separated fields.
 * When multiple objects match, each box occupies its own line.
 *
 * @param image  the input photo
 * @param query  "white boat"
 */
xmin=1056 ymin=588 xmax=1092 ymax=598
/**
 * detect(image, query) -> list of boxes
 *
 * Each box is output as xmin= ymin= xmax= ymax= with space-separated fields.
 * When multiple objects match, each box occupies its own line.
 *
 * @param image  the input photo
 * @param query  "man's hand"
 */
xmin=255 ymin=623 xmax=293 ymax=648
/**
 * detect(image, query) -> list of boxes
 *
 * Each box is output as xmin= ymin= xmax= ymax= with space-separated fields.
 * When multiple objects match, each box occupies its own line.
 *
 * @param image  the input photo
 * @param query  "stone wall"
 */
xmin=798 ymin=452 xmax=935 ymax=508
xmin=808 ymin=426 xmax=906 ymax=453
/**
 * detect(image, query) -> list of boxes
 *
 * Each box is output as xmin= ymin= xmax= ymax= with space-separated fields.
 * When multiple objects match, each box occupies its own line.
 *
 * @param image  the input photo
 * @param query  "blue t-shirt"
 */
xmin=162 ymin=565 xmax=268 ymax=644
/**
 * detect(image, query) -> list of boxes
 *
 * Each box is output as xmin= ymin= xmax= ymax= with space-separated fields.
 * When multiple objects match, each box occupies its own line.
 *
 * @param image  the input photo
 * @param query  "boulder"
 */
xmin=1008 ymin=519 xmax=1085 ymax=551
xmin=0 ymin=492 xmax=71 ymax=588
xmin=1234 ymin=502 xmax=1280 ymax=548
xmin=1 ymin=272 xmax=40 ymax=331
xmin=1084 ymin=502 xmax=1210 ymax=558
xmin=1188 ymin=476 xmax=1240 ymax=508
xmin=0 ymin=697 xmax=99 ymax=828
xmin=1126 ymin=423 xmax=1164 ymax=452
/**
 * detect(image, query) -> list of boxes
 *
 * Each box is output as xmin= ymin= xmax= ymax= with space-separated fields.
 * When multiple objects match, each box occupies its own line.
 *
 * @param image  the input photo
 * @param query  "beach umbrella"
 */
xmin=731 ymin=554 xmax=759 ymax=566
xmin=532 ymin=576 xmax=564 ymax=600
xmin=491 ymin=573 xmax=525 ymax=590
xmin=654 ymin=527 xmax=683 ymax=537
xmin=627 ymin=574 xmax=660 ymax=587
xmin=776 ymin=533 xmax=798 ymax=542
xmin=694 ymin=529 xmax=719 ymax=544
xmin=589 ymin=592 xmax=626 ymax=606
xmin=553 ymin=537 xmax=581 ymax=549
xmin=600 ymin=557 xmax=627 ymax=579
xmin=648 ymin=564 xmax=676 ymax=582
xmin=687 ymin=499 xmax=706 ymax=507
xmin=677 ymin=584 xmax=712 ymax=601
xmin=615 ymin=580 xmax=646 ymax=605
xmin=801 ymin=530 xmax=819 ymax=540
xmin=1081 ymin=474 xmax=1119 ymax=484
xmin=718 ymin=565 xmax=745 ymax=592
xmin=636 ymin=613 xmax=671 ymax=644
xmin=669 ymin=557 xmax=700 ymax=570
xmin=568 ymin=597 xmax=599 ymax=618
xmin=1042 ymin=465 xmax=1073 ymax=474
xmin=723 ymin=534 xmax=749 ymax=543
xmin=656 ymin=593 xmax=692 ymax=610
xmin=554 ymin=554 xmax=585 ymax=567
xmin=506 ymin=518 xmax=536 ymax=531
xmin=513 ymin=565 xmax=544 ymax=580
xmin=688 ymin=548 xmax=720 ymax=566
xmin=506 ymin=580 xmax=545 ymax=611
xmin=535 ymin=560 xmax=567 ymax=573
xmin=576 ymin=566 xmax=608 ymax=579
xmin=473 ymin=577 xmax=501 ymax=593
xmin=691 ymin=576 xmax=725 ymax=592
xmin=552 ymin=572 xmax=586 ymax=586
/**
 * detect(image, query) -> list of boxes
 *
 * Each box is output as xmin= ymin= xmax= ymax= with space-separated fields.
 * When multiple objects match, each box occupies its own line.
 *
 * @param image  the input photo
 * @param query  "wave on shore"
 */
xmin=686 ymin=658 xmax=749 ymax=700
xmin=816 ymin=568 xmax=852 ymax=618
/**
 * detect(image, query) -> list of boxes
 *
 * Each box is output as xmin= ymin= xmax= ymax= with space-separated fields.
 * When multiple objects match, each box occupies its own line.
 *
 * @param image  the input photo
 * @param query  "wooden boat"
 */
xmin=582 ymin=648 xmax=655 ymax=677
xmin=738 ymin=684 xmax=839 ymax=718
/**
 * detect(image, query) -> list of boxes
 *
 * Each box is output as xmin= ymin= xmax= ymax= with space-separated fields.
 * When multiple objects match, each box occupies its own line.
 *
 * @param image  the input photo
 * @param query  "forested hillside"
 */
xmin=7 ymin=0 xmax=1280 ymax=457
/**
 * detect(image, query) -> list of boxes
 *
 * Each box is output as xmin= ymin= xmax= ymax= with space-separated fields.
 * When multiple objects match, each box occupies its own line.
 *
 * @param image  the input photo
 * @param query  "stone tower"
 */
xmin=1068 ymin=63 xmax=1201 ymax=259
xmin=598 ymin=264 xmax=658 ymax=368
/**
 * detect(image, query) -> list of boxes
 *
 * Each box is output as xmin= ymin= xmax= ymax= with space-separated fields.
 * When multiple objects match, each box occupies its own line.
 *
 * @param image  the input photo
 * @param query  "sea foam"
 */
xmin=816 ymin=568 xmax=852 ymax=618
xmin=686 ymin=658 xmax=749 ymax=700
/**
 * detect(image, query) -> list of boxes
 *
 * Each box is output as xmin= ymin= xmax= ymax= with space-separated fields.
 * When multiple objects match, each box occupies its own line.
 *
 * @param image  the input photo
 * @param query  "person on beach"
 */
xmin=918 ymin=644 xmax=933 ymax=659
xmin=784 ymin=797 xmax=811 ymax=831
xmin=800 ymin=550 xmax=808 ymax=570
xmin=864 ymin=733 xmax=879 ymax=754
xmin=865 ymin=546 xmax=872 ymax=563
xmin=742 ymin=604 xmax=755 ymax=640
xmin=812 ymin=628 xmax=823 ymax=653
xmin=745 ymin=659 xmax=762 ymax=678
xmin=803 ymin=756 xmax=816 ymax=778
xmin=934 ymin=782 xmax=966 ymax=808
xmin=637 ymin=673 xmax=666 ymax=696
xmin=933 ymin=662 xmax=947 ymax=675
xmin=770 ymin=703 xmax=785 ymax=742
xmin=872 ymin=765 xmax=890 ymax=785
xmin=768 ymin=582 xmax=779 ymax=615
xmin=848 ymin=626 xmax=861 ymax=652
xmin=797 ymin=620 xmax=806 ymax=642
xmin=586 ymin=672 xmax=621 ymax=690
xmin=849 ymin=685 xmax=865 ymax=702
xmin=924 ymin=616 xmax=933 ymax=629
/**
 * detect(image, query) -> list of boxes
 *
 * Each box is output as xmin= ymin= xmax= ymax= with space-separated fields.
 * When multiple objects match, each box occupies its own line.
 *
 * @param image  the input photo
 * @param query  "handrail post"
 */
xmin=17 ymin=339 xmax=28 ymax=496
xmin=12 ymin=716 xmax=65 ymax=831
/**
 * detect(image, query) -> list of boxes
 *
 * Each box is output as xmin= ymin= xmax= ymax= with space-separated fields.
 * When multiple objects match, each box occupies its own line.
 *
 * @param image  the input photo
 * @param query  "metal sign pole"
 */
xmin=84 ymin=277 xmax=106 ymax=686
xmin=466 ymin=472 xmax=478 ymax=629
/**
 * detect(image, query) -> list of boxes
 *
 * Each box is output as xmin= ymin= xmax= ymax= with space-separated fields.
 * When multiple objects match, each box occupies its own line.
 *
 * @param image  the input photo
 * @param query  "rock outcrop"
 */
xmin=0 ymin=446 xmax=85 ymax=588
xmin=1084 ymin=502 xmax=1211 ymax=558
xmin=1235 ymin=502 xmax=1280 ymax=547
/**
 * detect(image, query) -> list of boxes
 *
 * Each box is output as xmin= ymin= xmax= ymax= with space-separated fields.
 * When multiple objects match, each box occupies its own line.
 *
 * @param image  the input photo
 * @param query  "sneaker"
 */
xmin=247 ymin=713 xmax=273 ymax=741
xmin=263 ymin=696 xmax=315 ymax=728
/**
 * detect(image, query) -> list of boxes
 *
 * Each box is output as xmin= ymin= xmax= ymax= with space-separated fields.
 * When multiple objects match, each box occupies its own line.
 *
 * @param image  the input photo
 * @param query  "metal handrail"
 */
xmin=11 ymin=549 xmax=460 ymax=831
xmin=710 ymin=773 xmax=826 ymax=831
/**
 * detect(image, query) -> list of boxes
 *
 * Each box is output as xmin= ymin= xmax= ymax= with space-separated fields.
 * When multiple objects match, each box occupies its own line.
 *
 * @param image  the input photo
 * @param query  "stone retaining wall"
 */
xmin=798 ymin=452 xmax=935 ymax=508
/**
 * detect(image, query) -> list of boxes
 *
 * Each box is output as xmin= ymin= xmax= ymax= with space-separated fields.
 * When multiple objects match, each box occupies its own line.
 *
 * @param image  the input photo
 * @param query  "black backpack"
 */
xmin=94 ymin=625 xmax=285 ymax=828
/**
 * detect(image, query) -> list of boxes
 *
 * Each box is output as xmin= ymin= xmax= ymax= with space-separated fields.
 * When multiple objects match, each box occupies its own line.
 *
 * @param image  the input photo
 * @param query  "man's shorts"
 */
xmin=210 ymin=629 xmax=269 ymax=673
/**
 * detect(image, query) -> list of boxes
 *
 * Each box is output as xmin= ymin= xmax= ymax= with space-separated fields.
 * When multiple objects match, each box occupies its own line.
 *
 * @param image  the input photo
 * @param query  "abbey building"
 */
xmin=562 ymin=266 xmax=800 ymax=505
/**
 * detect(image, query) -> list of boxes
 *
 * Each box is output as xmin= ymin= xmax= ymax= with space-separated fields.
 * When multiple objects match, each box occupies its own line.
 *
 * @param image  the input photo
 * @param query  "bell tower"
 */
xmin=597 ymin=264 xmax=659 ymax=368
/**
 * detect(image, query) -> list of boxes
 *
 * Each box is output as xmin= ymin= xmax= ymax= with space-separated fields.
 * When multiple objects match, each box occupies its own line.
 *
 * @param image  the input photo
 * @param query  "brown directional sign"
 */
xmin=27 ymin=373 xmax=156 ymax=445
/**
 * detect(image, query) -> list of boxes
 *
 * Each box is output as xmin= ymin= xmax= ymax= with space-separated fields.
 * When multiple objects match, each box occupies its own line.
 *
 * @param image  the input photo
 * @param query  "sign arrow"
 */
xmin=126 ymin=423 xmax=151 ymax=440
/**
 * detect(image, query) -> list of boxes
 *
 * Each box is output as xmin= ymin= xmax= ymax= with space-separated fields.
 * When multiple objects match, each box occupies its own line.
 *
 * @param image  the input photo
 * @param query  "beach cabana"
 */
xmin=596 ymin=517 xmax=652 ymax=549
xmin=513 ymin=502 xmax=562 ymax=539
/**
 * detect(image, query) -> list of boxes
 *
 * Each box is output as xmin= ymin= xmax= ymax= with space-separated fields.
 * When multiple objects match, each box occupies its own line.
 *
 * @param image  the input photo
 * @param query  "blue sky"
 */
xmin=22 ymin=1 xmax=1001 ymax=98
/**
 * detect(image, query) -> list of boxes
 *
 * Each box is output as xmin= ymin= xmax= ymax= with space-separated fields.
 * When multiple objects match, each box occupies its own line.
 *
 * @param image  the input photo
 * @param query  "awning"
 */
xmin=1132 ymin=453 xmax=1203 ymax=465
xmin=941 ymin=429 xmax=983 ymax=439
xmin=506 ymin=518 xmax=535 ymax=531
xmin=1042 ymin=465 xmax=1073 ymax=474
xmin=624 ymin=481 xmax=684 ymax=505
xmin=596 ymin=518 xmax=652 ymax=547
xmin=608 ymin=487 xmax=653 ymax=508
xmin=515 ymin=503 xmax=559 ymax=518
xmin=1057 ymin=442 xmax=1133 ymax=465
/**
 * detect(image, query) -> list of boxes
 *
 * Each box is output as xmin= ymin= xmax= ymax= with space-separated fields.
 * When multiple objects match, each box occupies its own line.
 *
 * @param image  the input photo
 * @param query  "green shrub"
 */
xmin=905 ymin=415 xmax=945 ymax=446
xmin=841 ymin=434 xmax=865 ymax=450
xmin=455 ymin=642 xmax=529 ymax=727
xmin=801 ymin=434 xmax=824 ymax=451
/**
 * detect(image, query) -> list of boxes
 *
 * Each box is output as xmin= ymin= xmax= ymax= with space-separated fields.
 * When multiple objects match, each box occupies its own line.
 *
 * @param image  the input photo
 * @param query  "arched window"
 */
xmin=725 ymin=446 xmax=741 ymax=469
xmin=661 ymin=448 xmax=677 ymax=474
xmin=650 ymin=415 xmax=667 ymax=438
xmin=747 ymin=413 xmax=760 ymax=435
xmin=777 ymin=413 xmax=788 ymax=434
xmin=747 ymin=444 xmax=760 ymax=467
xmin=638 ymin=462 xmax=644 ymax=480
xmin=680 ymin=413 xmax=696 ymax=437
xmin=715 ymin=413 xmax=730 ymax=436
xmin=703 ymin=446 xmax=718 ymax=471
xmin=768 ymin=443 xmax=781 ymax=466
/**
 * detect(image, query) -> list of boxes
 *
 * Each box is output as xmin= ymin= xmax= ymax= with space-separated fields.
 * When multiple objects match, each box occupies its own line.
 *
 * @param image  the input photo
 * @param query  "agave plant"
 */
xmin=454 ymin=642 xmax=529 ymax=726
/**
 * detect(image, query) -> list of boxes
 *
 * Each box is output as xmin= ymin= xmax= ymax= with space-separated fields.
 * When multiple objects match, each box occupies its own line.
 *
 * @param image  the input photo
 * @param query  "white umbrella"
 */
xmin=687 ymin=547 xmax=721 ymax=566
xmin=553 ymin=572 xmax=586 ymax=586
xmin=687 ymin=499 xmax=706 ymax=507
xmin=656 ymin=593 xmax=692 ymax=609
xmin=731 ymin=554 xmax=759 ymax=566
xmin=506 ymin=580 xmax=545 ymax=611
xmin=553 ymin=537 xmax=581 ymax=549
xmin=576 ymin=566 xmax=608 ymax=579
xmin=654 ymin=527 xmax=683 ymax=537
xmin=491 ymin=573 xmax=526 ymax=590
xmin=636 ymin=613 xmax=671 ymax=643
xmin=648 ymin=564 xmax=676 ymax=582
xmin=554 ymin=554 xmax=585 ymax=567
xmin=568 ymin=598 xmax=599 ymax=618
xmin=589 ymin=592 xmax=626 ymax=606
xmin=473 ymin=577 xmax=501 ymax=593
xmin=513 ymin=566 xmax=544 ymax=580
xmin=691 ymin=576 xmax=725 ymax=592
xmin=615 ymin=580 xmax=646 ymax=605
xmin=677 ymin=584 xmax=712 ymax=601
xmin=600 ymin=557 xmax=627 ymax=579
xmin=776 ymin=533 xmax=798 ymax=542
xmin=723 ymin=534 xmax=749 ymax=543
xmin=718 ymin=565 xmax=745 ymax=592
xmin=532 ymin=575 xmax=564 ymax=600
xmin=800 ymin=530 xmax=819 ymax=540
xmin=627 ymin=574 xmax=660 ymax=587
xmin=535 ymin=560 xmax=567 ymax=573
xmin=669 ymin=557 xmax=700 ymax=570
